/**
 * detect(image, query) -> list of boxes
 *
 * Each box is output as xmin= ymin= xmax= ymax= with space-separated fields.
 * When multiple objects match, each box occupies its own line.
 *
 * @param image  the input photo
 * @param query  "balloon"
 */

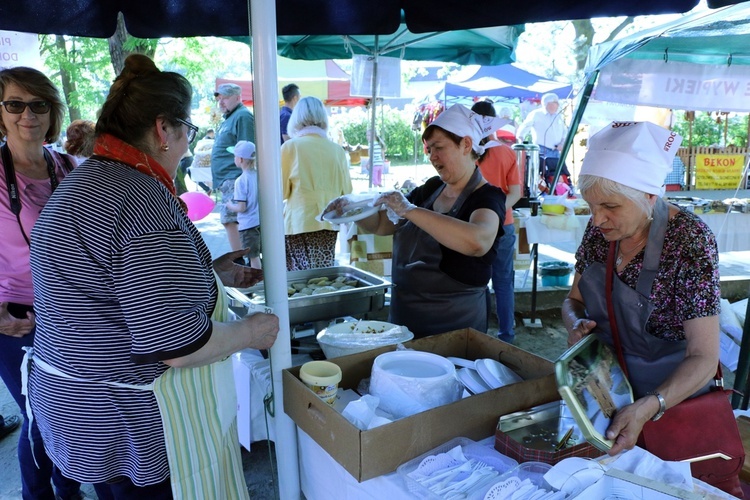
xmin=180 ymin=191 xmax=215 ymax=221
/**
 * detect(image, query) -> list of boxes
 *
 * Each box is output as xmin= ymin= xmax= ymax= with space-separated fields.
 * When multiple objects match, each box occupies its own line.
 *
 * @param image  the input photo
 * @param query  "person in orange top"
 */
xmin=472 ymin=101 xmax=522 ymax=343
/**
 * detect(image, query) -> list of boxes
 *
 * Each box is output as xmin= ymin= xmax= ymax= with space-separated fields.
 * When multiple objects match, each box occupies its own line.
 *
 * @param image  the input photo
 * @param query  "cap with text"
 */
xmin=580 ymin=121 xmax=682 ymax=195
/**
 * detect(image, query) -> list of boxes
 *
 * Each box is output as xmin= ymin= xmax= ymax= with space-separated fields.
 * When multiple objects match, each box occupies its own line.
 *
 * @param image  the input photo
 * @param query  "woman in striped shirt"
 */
xmin=27 ymin=54 xmax=278 ymax=499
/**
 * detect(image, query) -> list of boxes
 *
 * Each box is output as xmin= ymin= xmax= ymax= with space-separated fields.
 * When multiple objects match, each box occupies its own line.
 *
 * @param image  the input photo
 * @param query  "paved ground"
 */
xmin=0 ymin=165 xmax=748 ymax=498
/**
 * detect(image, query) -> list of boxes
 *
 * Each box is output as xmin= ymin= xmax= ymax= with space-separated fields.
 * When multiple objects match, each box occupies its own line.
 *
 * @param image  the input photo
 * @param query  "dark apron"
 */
xmin=578 ymin=199 xmax=710 ymax=398
xmin=389 ymin=168 xmax=489 ymax=338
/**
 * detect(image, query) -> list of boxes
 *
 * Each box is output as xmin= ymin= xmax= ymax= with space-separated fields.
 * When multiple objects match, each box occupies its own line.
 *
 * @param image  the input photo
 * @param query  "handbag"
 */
xmin=605 ymin=242 xmax=745 ymax=497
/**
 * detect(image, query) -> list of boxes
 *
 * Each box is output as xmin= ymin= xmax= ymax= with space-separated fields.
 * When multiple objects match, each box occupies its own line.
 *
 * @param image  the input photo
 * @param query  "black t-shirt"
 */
xmin=406 ymin=175 xmax=505 ymax=286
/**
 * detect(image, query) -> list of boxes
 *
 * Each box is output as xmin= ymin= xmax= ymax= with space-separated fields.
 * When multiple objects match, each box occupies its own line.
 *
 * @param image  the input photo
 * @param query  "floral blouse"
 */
xmin=575 ymin=207 xmax=720 ymax=341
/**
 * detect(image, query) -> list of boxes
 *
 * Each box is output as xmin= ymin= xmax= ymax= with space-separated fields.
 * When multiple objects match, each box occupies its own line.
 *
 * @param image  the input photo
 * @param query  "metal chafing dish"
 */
xmin=225 ymin=265 xmax=391 ymax=326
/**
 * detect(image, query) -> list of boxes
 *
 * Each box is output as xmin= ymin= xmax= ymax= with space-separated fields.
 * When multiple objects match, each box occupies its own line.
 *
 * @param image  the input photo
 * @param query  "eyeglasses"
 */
xmin=0 ymin=100 xmax=52 ymax=114
xmin=174 ymin=117 xmax=199 ymax=144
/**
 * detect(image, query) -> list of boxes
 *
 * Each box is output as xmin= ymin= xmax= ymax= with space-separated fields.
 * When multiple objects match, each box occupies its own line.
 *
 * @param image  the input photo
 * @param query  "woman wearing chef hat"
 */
xmin=328 ymin=104 xmax=506 ymax=338
xmin=562 ymin=122 xmax=722 ymax=456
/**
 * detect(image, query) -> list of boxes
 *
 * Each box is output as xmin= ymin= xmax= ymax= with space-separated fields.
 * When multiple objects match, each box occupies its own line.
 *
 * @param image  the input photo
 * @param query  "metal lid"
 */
xmin=511 ymin=143 xmax=540 ymax=151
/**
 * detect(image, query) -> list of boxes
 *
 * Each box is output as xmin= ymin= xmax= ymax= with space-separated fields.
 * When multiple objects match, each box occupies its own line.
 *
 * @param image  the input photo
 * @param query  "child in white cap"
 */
xmin=225 ymin=140 xmax=261 ymax=268
xmin=562 ymin=122 xmax=727 ymax=487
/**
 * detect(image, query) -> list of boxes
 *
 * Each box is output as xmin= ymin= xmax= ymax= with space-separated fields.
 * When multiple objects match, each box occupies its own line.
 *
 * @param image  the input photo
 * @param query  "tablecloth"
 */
xmin=519 ymin=209 xmax=750 ymax=253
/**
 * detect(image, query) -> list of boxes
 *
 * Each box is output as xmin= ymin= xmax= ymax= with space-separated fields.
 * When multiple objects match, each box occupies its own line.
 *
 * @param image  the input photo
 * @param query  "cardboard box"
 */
xmin=283 ymin=328 xmax=558 ymax=482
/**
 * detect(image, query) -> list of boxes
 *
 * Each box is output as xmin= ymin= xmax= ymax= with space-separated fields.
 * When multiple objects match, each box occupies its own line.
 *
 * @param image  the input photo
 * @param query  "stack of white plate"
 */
xmin=448 ymin=357 xmax=523 ymax=395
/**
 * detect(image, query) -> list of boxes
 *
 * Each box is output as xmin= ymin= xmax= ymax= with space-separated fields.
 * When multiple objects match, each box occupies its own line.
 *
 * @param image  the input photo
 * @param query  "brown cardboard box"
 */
xmin=283 ymin=328 xmax=558 ymax=482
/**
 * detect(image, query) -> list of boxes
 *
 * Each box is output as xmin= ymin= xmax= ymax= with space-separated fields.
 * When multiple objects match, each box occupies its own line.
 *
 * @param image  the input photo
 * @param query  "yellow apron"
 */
xmin=152 ymin=273 xmax=249 ymax=499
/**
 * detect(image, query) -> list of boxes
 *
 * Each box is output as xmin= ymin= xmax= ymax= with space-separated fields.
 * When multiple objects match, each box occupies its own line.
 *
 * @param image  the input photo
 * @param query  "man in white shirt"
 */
xmin=516 ymin=93 xmax=572 ymax=193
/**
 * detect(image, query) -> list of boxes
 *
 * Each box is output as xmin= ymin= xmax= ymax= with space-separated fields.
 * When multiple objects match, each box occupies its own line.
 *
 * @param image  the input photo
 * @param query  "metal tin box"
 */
xmin=225 ymin=265 xmax=390 ymax=325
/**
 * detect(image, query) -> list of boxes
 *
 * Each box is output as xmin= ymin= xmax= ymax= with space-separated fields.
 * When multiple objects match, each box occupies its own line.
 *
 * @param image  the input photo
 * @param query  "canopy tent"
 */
xmin=550 ymin=3 xmax=750 ymax=194
xmin=216 ymin=58 xmax=367 ymax=107
xmin=277 ymin=25 xmax=521 ymax=66
xmin=0 ymin=0 xmax=722 ymax=38
xmin=585 ymin=2 xmax=750 ymax=113
xmin=439 ymin=63 xmax=574 ymax=105
xmin=277 ymin=23 xmax=524 ymax=187
xmin=0 ymin=0 xmax=736 ymax=499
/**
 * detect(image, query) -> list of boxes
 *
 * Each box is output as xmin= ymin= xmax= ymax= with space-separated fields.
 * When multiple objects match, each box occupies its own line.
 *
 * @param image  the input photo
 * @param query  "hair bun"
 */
xmin=118 ymin=54 xmax=160 ymax=82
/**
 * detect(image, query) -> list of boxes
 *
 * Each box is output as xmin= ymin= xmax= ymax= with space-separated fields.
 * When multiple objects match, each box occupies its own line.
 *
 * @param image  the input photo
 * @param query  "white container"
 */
xmin=316 ymin=320 xmax=414 ymax=359
xmin=369 ymin=350 xmax=462 ymax=419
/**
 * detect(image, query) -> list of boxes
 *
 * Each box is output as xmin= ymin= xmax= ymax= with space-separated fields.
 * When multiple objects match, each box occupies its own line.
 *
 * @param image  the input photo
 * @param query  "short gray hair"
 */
xmin=578 ymin=174 xmax=653 ymax=219
xmin=288 ymin=96 xmax=328 ymax=137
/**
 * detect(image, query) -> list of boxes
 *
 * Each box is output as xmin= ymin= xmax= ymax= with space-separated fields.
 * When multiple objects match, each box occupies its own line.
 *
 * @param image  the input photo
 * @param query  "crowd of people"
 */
xmin=0 ymin=51 xmax=735 ymax=497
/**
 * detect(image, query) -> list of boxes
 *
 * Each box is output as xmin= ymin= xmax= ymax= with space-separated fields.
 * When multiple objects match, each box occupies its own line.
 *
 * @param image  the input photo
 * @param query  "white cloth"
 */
xmin=579 ymin=121 xmax=682 ymax=195
xmin=428 ymin=104 xmax=503 ymax=155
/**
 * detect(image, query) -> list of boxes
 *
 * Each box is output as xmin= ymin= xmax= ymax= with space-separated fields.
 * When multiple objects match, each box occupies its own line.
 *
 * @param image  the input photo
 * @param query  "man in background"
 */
xmin=280 ymin=83 xmax=300 ymax=144
xmin=211 ymin=83 xmax=256 ymax=254
xmin=516 ymin=93 xmax=572 ymax=193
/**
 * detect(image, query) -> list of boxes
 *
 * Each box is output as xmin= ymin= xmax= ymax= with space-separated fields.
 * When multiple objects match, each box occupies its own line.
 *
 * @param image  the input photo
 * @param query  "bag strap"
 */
xmin=1 ymin=145 xmax=66 ymax=248
xmin=606 ymin=240 xmax=723 ymax=389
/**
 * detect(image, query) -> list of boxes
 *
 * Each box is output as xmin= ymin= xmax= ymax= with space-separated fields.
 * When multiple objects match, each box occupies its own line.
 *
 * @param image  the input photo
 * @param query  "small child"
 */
xmin=225 ymin=141 xmax=261 ymax=268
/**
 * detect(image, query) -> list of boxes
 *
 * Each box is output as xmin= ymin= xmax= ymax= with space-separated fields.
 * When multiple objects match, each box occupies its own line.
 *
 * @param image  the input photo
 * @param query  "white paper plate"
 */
xmin=447 ymin=356 xmax=476 ymax=369
xmin=475 ymin=358 xmax=523 ymax=389
xmin=322 ymin=200 xmax=379 ymax=224
xmin=457 ymin=367 xmax=492 ymax=394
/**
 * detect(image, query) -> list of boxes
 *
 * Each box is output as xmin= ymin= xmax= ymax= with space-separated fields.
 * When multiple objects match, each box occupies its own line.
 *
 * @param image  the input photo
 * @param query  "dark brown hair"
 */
xmin=0 ymin=66 xmax=66 ymax=143
xmin=422 ymin=125 xmax=480 ymax=161
xmin=96 ymin=54 xmax=192 ymax=155
xmin=64 ymin=119 xmax=96 ymax=157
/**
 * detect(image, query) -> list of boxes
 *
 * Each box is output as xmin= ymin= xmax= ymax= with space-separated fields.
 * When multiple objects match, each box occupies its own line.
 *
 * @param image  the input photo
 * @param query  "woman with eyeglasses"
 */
xmin=0 ymin=66 xmax=84 ymax=500
xmin=26 ymin=54 xmax=278 ymax=498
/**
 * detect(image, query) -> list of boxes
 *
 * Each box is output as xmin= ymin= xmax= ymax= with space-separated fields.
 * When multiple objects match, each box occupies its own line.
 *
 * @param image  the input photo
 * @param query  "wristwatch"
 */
xmin=646 ymin=391 xmax=667 ymax=421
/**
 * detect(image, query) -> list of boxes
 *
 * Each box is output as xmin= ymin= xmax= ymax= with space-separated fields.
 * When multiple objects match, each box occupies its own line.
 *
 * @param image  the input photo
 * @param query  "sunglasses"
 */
xmin=174 ymin=117 xmax=199 ymax=144
xmin=0 ymin=100 xmax=52 ymax=114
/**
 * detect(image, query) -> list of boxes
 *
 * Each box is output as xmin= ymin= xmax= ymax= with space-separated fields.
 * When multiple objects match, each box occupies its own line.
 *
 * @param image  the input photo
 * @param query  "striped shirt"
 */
xmin=28 ymin=157 xmax=217 ymax=485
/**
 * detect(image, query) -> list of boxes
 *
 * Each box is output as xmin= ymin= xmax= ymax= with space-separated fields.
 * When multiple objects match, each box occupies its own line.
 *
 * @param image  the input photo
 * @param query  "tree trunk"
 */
xmin=108 ymin=13 xmax=157 ymax=75
xmin=571 ymin=20 xmax=595 ymax=74
xmin=54 ymin=36 xmax=80 ymax=123
xmin=571 ymin=18 xmax=633 ymax=73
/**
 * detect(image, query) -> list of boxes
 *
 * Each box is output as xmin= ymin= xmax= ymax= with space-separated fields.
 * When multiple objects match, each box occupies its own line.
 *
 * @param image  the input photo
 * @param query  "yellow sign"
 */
xmin=695 ymin=154 xmax=746 ymax=189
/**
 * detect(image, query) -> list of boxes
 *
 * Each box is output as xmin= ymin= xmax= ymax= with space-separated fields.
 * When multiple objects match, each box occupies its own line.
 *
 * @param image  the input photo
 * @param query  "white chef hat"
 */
xmin=425 ymin=104 xmax=503 ymax=155
xmin=579 ymin=121 xmax=682 ymax=195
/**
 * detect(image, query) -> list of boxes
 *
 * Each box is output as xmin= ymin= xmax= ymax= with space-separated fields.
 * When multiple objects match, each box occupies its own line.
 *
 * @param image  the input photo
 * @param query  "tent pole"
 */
xmin=551 ymin=71 xmax=598 ymax=192
xmin=368 ymin=36 xmax=380 ymax=190
xmin=250 ymin=1 xmax=299 ymax=499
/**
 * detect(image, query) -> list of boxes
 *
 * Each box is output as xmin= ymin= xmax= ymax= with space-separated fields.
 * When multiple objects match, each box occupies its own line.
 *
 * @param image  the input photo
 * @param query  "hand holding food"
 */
xmin=373 ymin=190 xmax=416 ymax=217
xmin=322 ymin=195 xmax=353 ymax=218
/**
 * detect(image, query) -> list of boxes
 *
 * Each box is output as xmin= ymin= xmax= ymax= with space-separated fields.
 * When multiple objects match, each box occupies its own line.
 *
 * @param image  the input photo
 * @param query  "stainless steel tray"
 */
xmin=225 ymin=266 xmax=391 ymax=325
xmin=499 ymin=401 xmax=584 ymax=452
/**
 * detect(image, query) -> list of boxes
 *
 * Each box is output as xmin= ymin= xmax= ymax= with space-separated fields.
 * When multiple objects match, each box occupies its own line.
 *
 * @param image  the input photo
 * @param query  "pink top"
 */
xmin=0 ymin=150 xmax=72 ymax=305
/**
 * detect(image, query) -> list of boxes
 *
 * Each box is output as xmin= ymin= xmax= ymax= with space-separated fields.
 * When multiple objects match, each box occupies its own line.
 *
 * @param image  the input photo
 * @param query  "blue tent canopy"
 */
xmin=443 ymin=64 xmax=574 ymax=103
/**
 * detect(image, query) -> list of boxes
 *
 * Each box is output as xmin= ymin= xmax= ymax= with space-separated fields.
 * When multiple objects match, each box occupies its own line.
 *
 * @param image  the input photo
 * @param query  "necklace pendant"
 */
xmin=615 ymin=255 xmax=623 ymax=267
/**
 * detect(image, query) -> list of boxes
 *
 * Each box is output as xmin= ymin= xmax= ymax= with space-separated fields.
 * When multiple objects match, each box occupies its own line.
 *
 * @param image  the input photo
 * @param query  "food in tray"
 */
xmin=347 ymin=322 xmax=388 ymax=333
xmin=287 ymin=276 xmax=359 ymax=298
xmin=341 ymin=206 xmax=366 ymax=218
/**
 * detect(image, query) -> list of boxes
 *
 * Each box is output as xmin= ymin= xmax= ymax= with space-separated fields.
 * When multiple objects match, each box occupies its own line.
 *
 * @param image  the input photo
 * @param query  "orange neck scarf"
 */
xmin=93 ymin=133 xmax=187 ymax=212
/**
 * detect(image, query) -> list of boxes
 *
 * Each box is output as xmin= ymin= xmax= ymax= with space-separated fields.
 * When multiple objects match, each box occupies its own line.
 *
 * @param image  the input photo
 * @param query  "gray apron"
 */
xmin=389 ymin=168 xmax=489 ymax=338
xmin=578 ymin=199 xmax=710 ymax=398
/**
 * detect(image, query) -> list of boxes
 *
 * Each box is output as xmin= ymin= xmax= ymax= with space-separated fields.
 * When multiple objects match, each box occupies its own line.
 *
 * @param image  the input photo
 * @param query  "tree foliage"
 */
xmin=333 ymin=105 xmax=416 ymax=162
xmin=673 ymin=112 xmax=749 ymax=148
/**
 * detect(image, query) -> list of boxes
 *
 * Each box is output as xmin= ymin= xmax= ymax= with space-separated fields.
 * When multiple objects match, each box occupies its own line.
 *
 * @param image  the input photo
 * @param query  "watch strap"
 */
xmin=646 ymin=391 xmax=667 ymax=421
